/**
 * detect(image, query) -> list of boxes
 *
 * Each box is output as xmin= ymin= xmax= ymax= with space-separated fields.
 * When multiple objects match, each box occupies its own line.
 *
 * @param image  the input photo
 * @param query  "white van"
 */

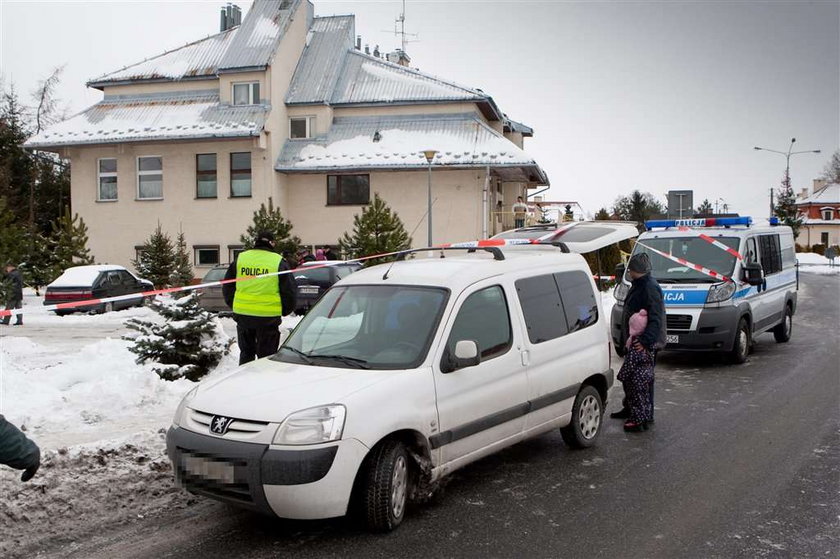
xmin=610 ymin=217 xmax=797 ymax=363
xmin=166 ymin=237 xmax=633 ymax=532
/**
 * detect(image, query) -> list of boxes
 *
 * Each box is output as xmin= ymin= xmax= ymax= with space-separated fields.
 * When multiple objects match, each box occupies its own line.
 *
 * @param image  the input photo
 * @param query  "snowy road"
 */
xmin=1 ymin=273 xmax=838 ymax=558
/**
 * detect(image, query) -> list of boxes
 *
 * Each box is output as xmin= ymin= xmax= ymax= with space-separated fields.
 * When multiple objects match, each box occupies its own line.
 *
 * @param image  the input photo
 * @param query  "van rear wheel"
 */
xmin=773 ymin=305 xmax=793 ymax=343
xmin=561 ymin=385 xmax=603 ymax=449
xmin=360 ymin=439 xmax=410 ymax=532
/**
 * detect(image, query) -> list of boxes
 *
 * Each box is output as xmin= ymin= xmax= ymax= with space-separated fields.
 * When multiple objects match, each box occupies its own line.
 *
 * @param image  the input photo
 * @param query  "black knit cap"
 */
xmin=627 ymin=252 xmax=651 ymax=273
xmin=255 ymin=231 xmax=275 ymax=249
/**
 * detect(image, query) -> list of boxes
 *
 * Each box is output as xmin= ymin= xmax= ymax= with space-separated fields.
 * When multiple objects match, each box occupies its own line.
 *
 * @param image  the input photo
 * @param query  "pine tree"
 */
xmin=240 ymin=197 xmax=301 ymax=257
xmin=594 ymin=207 xmax=611 ymax=220
xmin=171 ymin=230 xmax=194 ymax=287
xmin=49 ymin=209 xmax=94 ymax=280
xmin=0 ymin=197 xmax=26 ymax=268
xmin=696 ymin=199 xmax=714 ymax=215
xmin=339 ymin=193 xmax=411 ymax=265
xmin=774 ymin=171 xmax=803 ymax=238
xmin=0 ymin=85 xmax=35 ymax=226
xmin=20 ymin=231 xmax=53 ymax=295
xmin=124 ymin=293 xmax=231 ymax=381
xmin=133 ymin=224 xmax=175 ymax=288
xmin=612 ymin=190 xmax=666 ymax=232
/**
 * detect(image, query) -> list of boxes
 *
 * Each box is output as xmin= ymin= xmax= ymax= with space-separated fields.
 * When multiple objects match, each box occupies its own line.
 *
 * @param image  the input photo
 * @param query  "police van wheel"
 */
xmin=773 ymin=305 xmax=793 ymax=343
xmin=730 ymin=318 xmax=750 ymax=364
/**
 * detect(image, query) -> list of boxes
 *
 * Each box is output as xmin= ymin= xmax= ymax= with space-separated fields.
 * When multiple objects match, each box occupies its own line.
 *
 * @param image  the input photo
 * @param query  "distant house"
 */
xmin=25 ymin=0 xmax=547 ymax=276
xmin=796 ymin=180 xmax=840 ymax=248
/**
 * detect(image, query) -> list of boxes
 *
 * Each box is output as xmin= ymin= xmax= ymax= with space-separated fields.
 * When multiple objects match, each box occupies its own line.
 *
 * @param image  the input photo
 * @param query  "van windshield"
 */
xmin=634 ymin=236 xmax=739 ymax=283
xmin=274 ymin=285 xmax=448 ymax=370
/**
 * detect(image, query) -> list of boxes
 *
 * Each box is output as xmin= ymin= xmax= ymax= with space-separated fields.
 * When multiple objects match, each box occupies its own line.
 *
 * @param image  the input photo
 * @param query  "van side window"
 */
xmin=758 ymin=234 xmax=782 ymax=275
xmin=745 ymin=238 xmax=758 ymax=263
xmin=446 ymin=286 xmax=512 ymax=361
xmin=516 ymin=274 xmax=569 ymax=343
xmin=554 ymin=271 xmax=599 ymax=332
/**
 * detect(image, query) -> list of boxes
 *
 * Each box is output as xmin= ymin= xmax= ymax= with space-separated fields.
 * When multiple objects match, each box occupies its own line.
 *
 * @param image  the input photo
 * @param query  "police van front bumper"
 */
xmin=611 ymin=304 xmax=740 ymax=353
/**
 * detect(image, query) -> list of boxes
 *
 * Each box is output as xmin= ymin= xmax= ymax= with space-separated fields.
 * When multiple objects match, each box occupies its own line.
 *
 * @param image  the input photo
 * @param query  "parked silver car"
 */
xmin=196 ymin=264 xmax=231 ymax=315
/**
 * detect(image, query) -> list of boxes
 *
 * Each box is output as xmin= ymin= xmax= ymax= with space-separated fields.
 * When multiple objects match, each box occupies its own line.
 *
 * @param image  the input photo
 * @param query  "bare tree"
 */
xmin=819 ymin=150 xmax=840 ymax=184
xmin=31 ymin=65 xmax=65 ymax=135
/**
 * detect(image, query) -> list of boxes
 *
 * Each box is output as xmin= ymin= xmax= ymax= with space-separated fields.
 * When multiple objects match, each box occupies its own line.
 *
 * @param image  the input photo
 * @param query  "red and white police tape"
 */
xmin=635 ymin=241 xmax=732 ymax=282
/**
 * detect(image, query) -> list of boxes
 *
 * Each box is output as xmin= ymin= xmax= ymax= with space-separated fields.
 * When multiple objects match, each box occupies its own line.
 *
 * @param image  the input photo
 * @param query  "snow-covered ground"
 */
xmin=795 ymin=252 xmax=840 ymax=275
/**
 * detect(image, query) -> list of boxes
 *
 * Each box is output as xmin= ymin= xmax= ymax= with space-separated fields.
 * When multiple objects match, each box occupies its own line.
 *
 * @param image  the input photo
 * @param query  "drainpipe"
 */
xmin=482 ymin=166 xmax=490 ymax=239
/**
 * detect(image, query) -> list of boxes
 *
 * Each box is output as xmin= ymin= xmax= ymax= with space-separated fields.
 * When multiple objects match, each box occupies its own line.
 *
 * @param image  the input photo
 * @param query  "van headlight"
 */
xmin=706 ymin=281 xmax=736 ymax=304
xmin=173 ymin=386 xmax=199 ymax=427
xmin=614 ymin=282 xmax=629 ymax=303
xmin=273 ymin=405 xmax=346 ymax=445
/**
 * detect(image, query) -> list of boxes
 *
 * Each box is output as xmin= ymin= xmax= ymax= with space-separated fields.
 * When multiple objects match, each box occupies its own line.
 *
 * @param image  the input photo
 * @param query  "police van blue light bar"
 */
xmin=645 ymin=216 xmax=753 ymax=229
xmin=768 ymin=217 xmax=780 ymax=225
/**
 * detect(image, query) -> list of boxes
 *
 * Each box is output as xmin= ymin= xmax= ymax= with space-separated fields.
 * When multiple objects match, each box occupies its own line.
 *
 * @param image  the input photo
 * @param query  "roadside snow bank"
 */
xmin=796 ymin=252 xmax=840 ymax=275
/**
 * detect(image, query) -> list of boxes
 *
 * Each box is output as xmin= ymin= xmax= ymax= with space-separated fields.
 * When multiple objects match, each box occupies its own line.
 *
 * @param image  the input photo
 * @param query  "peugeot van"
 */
xmin=166 ymin=227 xmax=636 ymax=532
xmin=611 ymin=217 xmax=797 ymax=363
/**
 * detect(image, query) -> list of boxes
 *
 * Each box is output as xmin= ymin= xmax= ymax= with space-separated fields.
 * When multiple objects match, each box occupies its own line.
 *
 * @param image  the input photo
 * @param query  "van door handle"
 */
xmin=521 ymin=350 xmax=530 ymax=366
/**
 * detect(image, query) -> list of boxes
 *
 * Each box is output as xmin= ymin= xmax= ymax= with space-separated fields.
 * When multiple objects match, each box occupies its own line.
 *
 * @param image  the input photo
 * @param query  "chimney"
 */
xmin=364 ymin=44 xmax=370 ymax=55
xmin=387 ymin=49 xmax=411 ymax=67
xmin=814 ymin=179 xmax=828 ymax=191
xmin=220 ymin=3 xmax=241 ymax=32
xmin=232 ymin=4 xmax=241 ymax=26
xmin=373 ymin=45 xmax=380 ymax=58
xmin=356 ymin=36 xmax=361 ymax=50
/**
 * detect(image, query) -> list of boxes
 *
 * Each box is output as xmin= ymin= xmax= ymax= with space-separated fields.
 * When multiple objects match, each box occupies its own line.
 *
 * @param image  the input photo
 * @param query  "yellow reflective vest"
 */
xmin=232 ymin=249 xmax=283 ymax=317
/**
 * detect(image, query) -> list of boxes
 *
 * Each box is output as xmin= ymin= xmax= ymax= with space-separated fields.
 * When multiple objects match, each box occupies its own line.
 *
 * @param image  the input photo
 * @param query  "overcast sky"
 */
xmin=1 ymin=0 xmax=837 ymax=221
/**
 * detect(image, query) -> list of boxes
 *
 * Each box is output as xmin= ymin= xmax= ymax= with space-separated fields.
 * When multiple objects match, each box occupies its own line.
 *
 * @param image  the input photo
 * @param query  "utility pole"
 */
xmin=769 ymin=188 xmax=774 ymax=216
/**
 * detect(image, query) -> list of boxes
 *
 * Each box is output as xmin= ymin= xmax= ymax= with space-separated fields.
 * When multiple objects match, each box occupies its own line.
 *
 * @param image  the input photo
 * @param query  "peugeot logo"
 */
xmin=210 ymin=415 xmax=234 ymax=435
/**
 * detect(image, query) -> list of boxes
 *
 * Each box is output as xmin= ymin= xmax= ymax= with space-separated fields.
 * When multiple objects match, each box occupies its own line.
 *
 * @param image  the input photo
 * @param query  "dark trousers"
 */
xmin=514 ymin=218 xmax=525 ymax=228
xmin=2 ymin=298 xmax=22 ymax=325
xmin=237 ymin=322 xmax=281 ymax=365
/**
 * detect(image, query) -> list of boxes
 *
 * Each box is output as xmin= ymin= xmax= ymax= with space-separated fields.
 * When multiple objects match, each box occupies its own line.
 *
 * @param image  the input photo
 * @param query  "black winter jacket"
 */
xmin=621 ymin=273 xmax=667 ymax=350
xmin=6 ymin=269 xmax=22 ymax=300
xmin=0 ymin=414 xmax=40 ymax=471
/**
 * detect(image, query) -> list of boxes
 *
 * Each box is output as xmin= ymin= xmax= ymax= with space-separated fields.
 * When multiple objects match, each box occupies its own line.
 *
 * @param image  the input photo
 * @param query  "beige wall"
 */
xmin=102 ymin=79 xmax=218 ymax=98
xmin=219 ymin=71 xmax=269 ymax=104
xmin=69 ymin=138 xmax=273 ymax=275
xmin=285 ymin=169 xmax=489 ymax=247
xmin=802 ymin=224 xmax=840 ymax=247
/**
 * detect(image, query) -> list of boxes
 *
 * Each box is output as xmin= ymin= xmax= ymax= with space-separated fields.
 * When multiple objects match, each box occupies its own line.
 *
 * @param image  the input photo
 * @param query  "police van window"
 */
xmin=744 ymin=238 xmax=758 ymax=263
xmin=636 ymin=237 xmax=739 ymax=283
xmin=516 ymin=274 xmax=569 ymax=343
xmin=554 ymin=271 xmax=598 ymax=332
xmin=758 ymin=234 xmax=782 ymax=275
xmin=446 ymin=286 xmax=512 ymax=361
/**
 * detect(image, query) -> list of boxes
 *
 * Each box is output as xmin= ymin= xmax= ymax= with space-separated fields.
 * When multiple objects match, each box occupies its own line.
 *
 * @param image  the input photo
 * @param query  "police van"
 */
xmin=611 ymin=217 xmax=797 ymax=363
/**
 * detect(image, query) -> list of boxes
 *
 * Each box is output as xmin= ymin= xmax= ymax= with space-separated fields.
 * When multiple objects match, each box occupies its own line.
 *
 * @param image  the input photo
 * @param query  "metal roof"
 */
xmin=331 ymin=51 xmax=486 ymax=105
xmin=88 ymin=28 xmax=238 ymax=87
xmin=798 ymin=183 xmax=840 ymax=204
xmin=218 ymin=0 xmax=304 ymax=72
xmin=286 ymin=15 xmax=355 ymax=104
xmin=24 ymin=92 xmax=268 ymax=148
xmin=274 ymin=112 xmax=548 ymax=184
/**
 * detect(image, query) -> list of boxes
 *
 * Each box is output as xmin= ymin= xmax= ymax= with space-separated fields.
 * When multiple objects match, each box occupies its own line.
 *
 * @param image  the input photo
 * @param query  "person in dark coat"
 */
xmin=612 ymin=252 xmax=667 ymax=431
xmin=0 ymin=415 xmax=40 ymax=481
xmin=223 ymin=232 xmax=297 ymax=365
xmin=322 ymin=246 xmax=336 ymax=261
xmin=2 ymin=263 xmax=23 ymax=326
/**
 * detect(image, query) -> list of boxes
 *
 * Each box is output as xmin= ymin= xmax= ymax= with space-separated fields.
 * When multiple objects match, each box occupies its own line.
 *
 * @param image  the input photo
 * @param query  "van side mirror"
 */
xmin=742 ymin=261 xmax=764 ymax=286
xmin=615 ymin=263 xmax=626 ymax=280
xmin=442 ymin=340 xmax=481 ymax=373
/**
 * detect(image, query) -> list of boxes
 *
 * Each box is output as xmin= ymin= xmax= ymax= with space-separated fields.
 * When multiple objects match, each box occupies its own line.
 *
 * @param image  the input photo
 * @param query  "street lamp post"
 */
xmin=754 ymin=138 xmax=821 ymax=214
xmin=423 ymin=149 xmax=437 ymax=246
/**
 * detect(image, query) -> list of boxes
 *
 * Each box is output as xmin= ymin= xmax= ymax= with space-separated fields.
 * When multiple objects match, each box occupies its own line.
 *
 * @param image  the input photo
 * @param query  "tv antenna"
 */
xmin=383 ymin=0 xmax=418 ymax=53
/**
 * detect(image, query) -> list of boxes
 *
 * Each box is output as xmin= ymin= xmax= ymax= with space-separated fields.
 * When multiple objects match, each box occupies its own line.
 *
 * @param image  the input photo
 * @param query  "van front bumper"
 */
xmin=611 ymin=304 xmax=740 ymax=353
xmin=166 ymin=426 xmax=369 ymax=519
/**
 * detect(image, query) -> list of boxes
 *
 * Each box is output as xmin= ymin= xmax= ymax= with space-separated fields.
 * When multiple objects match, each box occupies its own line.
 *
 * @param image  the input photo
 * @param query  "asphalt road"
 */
xmin=53 ymin=273 xmax=840 ymax=558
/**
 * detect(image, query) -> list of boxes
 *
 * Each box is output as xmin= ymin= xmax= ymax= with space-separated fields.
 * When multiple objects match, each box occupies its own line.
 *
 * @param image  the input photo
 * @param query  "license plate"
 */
xmin=666 ymin=334 xmax=679 ymax=344
xmin=182 ymin=454 xmax=235 ymax=484
xmin=299 ymin=286 xmax=319 ymax=295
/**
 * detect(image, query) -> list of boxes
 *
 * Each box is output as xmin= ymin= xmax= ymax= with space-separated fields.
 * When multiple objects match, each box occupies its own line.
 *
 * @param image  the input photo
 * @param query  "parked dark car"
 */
xmin=196 ymin=264 xmax=231 ymax=315
xmin=294 ymin=261 xmax=363 ymax=314
xmin=44 ymin=265 xmax=153 ymax=315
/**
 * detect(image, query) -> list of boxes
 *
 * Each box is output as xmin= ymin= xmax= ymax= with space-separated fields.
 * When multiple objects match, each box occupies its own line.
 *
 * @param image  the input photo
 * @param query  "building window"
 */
xmin=194 ymin=245 xmax=220 ymax=266
xmin=228 ymin=245 xmax=245 ymax=262
xmin=327 ymin=174 xmax=370 ymax=205
xmin=137 ymin=156 xmax=163 ymax=199
xmin=232 ymin=82 xmax=260 ymax=105
xmin=822 ymin=208 xmax=834 ymax=221
xmin=230 ymin=152 xmax=252 ymax=197
xmin=821 ymin=232 xmax=830 ymax=246
xmin=290 ymin=116 xmax=314 ymax=139
xmin=97 ymin=158 xmax=118 ymax=201
xmin=196 ymin=154 xmax=217 ymax=198
xmin=134 ymin=245 xmax=147 ymax=262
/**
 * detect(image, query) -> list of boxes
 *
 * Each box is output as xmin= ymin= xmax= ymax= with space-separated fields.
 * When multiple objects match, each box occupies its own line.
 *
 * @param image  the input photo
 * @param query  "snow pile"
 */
xmin=796 ymin=252 xmax=840 ymax=275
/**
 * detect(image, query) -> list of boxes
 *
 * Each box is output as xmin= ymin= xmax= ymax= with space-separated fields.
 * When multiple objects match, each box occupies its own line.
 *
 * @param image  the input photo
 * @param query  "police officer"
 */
xmin=223 ymin=232 xmax=297 ymax=365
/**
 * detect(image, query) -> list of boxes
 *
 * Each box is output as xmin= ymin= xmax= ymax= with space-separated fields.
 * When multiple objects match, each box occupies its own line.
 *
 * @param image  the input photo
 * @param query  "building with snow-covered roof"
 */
xmin=796 ymin=180 xmax=840 ymax=249
xmin=26 ymin=0 xmax=547 ymax=277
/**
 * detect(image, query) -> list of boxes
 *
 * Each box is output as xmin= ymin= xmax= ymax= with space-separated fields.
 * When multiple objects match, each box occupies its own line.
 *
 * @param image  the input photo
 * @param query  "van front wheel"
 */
xmin=361 ymin=439 xmax=410 ymax=532
xmin=730 ymin=317 xmax=751 ymax=364
xmin=773 ymin=305 xmax=793 ymax=343
xmin=561 ymin=385 xmax=603 ymax=449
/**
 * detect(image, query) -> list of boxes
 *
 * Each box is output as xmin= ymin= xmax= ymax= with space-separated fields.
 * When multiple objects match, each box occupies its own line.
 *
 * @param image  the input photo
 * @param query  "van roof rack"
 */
xmin=396 ymin=246 xmax=506 ymax=261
